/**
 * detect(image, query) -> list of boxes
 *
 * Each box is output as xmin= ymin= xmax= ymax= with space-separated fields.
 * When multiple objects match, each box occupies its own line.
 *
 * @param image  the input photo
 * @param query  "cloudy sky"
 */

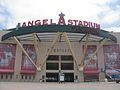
xmin=0 ymin=0 xmax=120 ymax=32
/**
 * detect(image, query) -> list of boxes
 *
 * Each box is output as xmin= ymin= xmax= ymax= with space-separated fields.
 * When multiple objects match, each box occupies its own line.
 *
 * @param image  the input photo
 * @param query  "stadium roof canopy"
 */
xmin=1 ymin=25 xmax=117 ymax=43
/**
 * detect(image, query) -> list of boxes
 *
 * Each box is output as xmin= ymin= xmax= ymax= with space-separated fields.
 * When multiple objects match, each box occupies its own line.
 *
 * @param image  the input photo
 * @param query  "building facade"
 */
xmin=0 ymin=25 xmax=120 ymax=83
xmin=0 ymin=13 xmax=120 ymax=82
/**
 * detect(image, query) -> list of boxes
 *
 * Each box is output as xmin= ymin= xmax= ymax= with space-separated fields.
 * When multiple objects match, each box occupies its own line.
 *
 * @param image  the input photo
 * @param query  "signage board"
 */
xmin=19 ymin=13 xmax=100 ymax=29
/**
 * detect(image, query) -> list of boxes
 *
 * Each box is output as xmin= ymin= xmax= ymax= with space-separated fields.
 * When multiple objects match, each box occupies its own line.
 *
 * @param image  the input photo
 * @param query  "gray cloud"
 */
xmin=0 ymin=0 xmax=13 ymax=29
xmin=106 ymin=0 xmax=120 ymax=10
xmin=97 ymin=0 xmax=120 ymax=30
xmin=0 ymin=0 xmax=119 ymax=32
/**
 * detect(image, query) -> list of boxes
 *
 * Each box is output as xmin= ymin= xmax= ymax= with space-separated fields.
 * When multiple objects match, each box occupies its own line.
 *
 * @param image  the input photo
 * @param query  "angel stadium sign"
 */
xmin=20 ymin=13 xmax=100 ymax=29
xmin=1 ymin=13 xmax=117 ymax=43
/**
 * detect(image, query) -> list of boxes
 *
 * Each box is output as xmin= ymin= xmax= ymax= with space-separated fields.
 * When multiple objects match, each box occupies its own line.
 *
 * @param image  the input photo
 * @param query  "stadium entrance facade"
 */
xmin=0 ymin=14 xmax=120 ymax=82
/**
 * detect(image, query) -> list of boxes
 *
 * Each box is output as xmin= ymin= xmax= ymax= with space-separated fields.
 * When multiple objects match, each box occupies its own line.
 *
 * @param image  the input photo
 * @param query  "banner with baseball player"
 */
xmin=21 ymin=44 xmax=36 ymax=73
xmin=83 ymin=45 xmax=98 ymax=71
xmin=0 ymin=44 xmax=16 ymax=72
xmin=103 ymin=44 xmax=120 ymax=74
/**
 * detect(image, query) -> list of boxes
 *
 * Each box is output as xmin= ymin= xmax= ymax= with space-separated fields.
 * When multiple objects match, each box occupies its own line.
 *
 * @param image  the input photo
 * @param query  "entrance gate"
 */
xmin=46 ymin=55 xmax=74 ymax=82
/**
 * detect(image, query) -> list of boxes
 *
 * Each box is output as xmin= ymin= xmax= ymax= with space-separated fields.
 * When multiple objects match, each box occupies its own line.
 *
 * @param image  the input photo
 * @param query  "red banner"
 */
xmin=0 ymin=44 xmax=16 ymax=73
xmin=21 ymin=44 xmax=36 ymax=74
xmin=83 ymin=45 xmax=98 ymax=73
xmin=103 ymin=44 xmax=120 ymax=71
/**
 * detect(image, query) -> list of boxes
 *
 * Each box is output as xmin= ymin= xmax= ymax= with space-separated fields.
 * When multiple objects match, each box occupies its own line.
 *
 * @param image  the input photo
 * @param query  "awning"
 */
xmin=1 ymin=25 xmax=117 ymax=42
xmin=84 ymin=68 xmax=99 ymax=74
xmin=20 ymin=70 xmax=36 ymax=74
xmin=84 ymin=70 xmax=99 ymax=74
xmin=0 ymin=69 xmax=14 ymax=74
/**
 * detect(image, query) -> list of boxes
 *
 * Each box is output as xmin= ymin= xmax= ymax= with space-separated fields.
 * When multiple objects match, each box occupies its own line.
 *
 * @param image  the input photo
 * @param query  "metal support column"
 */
xmin=41 ymin=32 xmax=60 ymax=70
xmin=14 ymin=36 xmax=38 ymax=70
xmin=33 ymin=33 xmax=41 ymax=71
xmin=79 ymin=34 xmax=90 ymax=71
xmin=63 ymin=32 xmax=79 ymax=71
xmin=90 ymin=39 xmax=106 ymax=59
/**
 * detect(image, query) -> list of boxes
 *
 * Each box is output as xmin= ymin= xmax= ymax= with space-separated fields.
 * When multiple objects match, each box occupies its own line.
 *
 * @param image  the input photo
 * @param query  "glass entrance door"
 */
xmin=46 ymin=73 xmax=58 ymax=82
xmin=64 ymin=73 xmax=74 ymax=82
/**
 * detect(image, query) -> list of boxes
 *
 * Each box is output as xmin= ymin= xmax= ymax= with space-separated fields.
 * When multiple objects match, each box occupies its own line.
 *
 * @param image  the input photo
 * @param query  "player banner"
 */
xmin=103 ymin=44 xmax=120 ymax=74
xmin=0 ymin=44 xmax=16 ymax=73
xmin=83 ymin=45 xmax=98 ymax=72
xmin=21 ymin=44 xmax=36 ymax=74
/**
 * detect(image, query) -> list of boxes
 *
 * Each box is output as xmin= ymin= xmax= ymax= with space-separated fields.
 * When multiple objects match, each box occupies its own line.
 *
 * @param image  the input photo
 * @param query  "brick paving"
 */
xmin=0 ymin=82 xmax=120 ymax=90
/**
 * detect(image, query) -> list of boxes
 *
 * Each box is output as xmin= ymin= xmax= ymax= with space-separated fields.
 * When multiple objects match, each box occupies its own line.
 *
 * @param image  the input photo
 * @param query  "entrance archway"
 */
xmin=46 ymin=55 xmax=74 ymax=82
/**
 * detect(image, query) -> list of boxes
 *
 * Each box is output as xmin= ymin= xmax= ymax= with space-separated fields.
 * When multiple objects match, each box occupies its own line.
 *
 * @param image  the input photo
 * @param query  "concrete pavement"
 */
xmin=0 ymin=82 xmax=120 ymax=90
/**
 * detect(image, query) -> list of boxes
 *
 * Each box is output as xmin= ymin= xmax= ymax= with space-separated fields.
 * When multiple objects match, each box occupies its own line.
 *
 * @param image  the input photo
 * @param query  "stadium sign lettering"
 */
xmin=20 ymin=13 xmax=100 ymax=29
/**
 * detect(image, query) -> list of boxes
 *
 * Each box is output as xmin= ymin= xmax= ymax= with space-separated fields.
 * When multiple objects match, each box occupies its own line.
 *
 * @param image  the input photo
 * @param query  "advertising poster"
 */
xmin=0 ymin=44 xmax=16 ymax=72
xmin=83 ymin=45 xmax=98 ymax=71
xmin=21 ymin=44 xmax=36 ymax=72
xmin=103 ymin=44 xmax=120 ymax=74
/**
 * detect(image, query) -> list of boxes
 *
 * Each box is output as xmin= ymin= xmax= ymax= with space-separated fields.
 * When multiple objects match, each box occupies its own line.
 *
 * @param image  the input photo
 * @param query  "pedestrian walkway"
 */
xmin=0 ymin=82 xmax=120 ymax=90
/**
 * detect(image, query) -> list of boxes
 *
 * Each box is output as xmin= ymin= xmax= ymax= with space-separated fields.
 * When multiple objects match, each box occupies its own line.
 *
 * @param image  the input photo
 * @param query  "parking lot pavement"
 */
xmin=0 ymin=82 xmax=120 ymax=90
